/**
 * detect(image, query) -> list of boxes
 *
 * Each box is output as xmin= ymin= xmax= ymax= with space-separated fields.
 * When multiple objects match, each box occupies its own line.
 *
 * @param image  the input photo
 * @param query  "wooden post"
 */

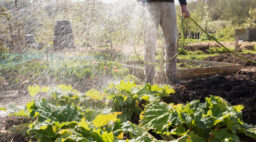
xmin=233 ymin=35 xmax=239 ymax=64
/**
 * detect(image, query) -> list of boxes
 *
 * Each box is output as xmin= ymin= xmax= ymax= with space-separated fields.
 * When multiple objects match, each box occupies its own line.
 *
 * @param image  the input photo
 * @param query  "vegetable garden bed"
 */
xmin=123 ymin=59 xmax=243 ymax=83
xmin=1 ymin=82 xmax=256 ymax=142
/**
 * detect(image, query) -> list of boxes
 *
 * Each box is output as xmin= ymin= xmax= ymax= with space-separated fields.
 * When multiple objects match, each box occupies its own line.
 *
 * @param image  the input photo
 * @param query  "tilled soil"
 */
xmin=188 ymin=41 xmax=256 ymax=49
xmin=0 ymin=116 xmax=31 ymax=142
xmin=204 ymin=53 xmax=256 ymax=66
xmin=164 ymin=70 xmax=256 ymax=125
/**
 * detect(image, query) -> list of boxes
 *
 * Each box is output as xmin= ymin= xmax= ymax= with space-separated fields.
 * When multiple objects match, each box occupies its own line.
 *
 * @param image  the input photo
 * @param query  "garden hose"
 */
xmin=188 ymin=17 xmax=256 ymax=64
xmin=134 ymin=16 xmax=256 ymax=65
xmin=169 ymin=16 xmax=186 ymax=61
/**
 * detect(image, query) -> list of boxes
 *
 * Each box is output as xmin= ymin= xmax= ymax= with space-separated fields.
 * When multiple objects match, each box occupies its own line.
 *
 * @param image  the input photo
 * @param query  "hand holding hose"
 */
xmin=181 ymin=5 xmax=190 ymax=18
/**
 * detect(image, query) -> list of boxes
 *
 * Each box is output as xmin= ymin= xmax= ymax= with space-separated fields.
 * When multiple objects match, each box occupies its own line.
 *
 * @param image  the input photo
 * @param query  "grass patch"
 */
xmin=242 ymin=49 xmax=256 ymax=54
xmin=178 ymin=51 xmax=219 ymax=60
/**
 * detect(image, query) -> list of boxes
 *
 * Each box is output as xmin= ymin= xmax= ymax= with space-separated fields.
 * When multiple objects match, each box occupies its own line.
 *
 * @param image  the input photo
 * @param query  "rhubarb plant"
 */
xmin=8 ymin=83 xmax=256 ymax=142
xmin=140 ymin=96 xmax=256 ymax=141
xmin=106 ymin=81 xmax=175 ymax=122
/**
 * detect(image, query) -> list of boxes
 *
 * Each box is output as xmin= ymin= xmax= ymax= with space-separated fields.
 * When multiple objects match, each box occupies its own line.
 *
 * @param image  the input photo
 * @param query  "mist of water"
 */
xmin=0 ymin=0 xmax=148 ymax=114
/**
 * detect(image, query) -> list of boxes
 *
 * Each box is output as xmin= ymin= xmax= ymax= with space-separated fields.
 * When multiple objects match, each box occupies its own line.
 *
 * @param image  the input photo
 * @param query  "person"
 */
xmin=142 ymin=0 xmax=190 ymax=85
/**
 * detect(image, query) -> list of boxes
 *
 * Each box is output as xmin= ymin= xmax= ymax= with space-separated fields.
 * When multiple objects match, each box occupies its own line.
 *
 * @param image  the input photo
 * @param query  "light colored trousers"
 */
xmin=143 ymin=2 xmax=178 ymax=84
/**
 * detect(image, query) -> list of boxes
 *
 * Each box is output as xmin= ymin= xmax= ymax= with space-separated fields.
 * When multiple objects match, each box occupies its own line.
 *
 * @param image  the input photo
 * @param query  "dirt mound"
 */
xmin=188 ymin=41 xmax=256 ymax=48
xmin=184 ymin=45 xmax=210 ymax=53
xmin=0 ymin=116 xmax=31 ymax=142
xmin=164 ymin=71 xmax=256 ymax=125
xmin=204 ymin=53 xmax=256 ymax=66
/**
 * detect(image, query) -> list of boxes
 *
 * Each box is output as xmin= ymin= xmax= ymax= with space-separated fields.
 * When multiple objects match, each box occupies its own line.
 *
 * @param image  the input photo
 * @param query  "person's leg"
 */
xmin=143 ymin=3 xmax=161 ymax=84
xmin=160 ymin=2 xmax=178 ymax=85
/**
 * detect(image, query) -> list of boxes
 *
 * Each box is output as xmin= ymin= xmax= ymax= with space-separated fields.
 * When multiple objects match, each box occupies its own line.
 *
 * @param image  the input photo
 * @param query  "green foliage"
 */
xmin=4 ymin=83 xmax=256 ymax=142
xmin=208 ymin=47 xmax=231 ymax=54
xmin=124 ymin=74 xmax=140 ymax=84
xmin=0 ymin=107 xmax=6 ymax=111
xmin=20 ymin=60 xmax=49 ymax=78
xmin=215 ymin=26 xmax=234 ymax=41
xmin=27 ymin=84 xmax=107 ymax=111
xmin=92 ymin=61 xmax=128 ymax=77
xmin=53 ymin=61 xmax=92 ymax=81
xmin=11 ymin=109 xmax=29 ymax=117
xmin=51 ymin=59 xmax=129 ymax=82
xmin=106 ymin=81 xmax=175 ymax=122
xmin=140 ymin=96 xmax=250 ymax=141
xmin=178 ymin=48 xmax=188 ymax=55
xmin=27 ymin=112 xmax=122 ymax=142
xmin=193 ymin=50 xmax=205 ymax=55
xmin=26 ymin=84 xmax=124 ymax=142
xmin=200 ymin=34 xmax=212 ymax=41
xmin=178 ymin=51 xmax=218 ymax=61
xmin=93 ymin=50 xmax=123 ymax=61
xmin=121 ymin=121 xmax=160 ymax=142
xmin=208 ymin=129 xmax=240 ymax=142
xmin=244 ymin=8 xmax=256 ymax=28
xmin=9 ymin=123 xmax=30 ymax=141
xmin=3 ymin=57 xmax=130 ymax=89
xmin=85 ymin=89 xmax=106 ymax=101
xmin=28 ymin=100 xmax=82 ymax=123
xmin=141 ymin=102 xmax=175 ymax=134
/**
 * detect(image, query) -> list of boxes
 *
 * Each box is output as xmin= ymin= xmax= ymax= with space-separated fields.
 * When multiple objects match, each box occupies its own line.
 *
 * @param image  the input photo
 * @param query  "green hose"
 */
xmin=189 ymin=17 xmax=256 ymax=64
xmin=133 ymin=16 xmax=256 ymax=65
xmin=169 ymin=16 xmax=186 ymax=61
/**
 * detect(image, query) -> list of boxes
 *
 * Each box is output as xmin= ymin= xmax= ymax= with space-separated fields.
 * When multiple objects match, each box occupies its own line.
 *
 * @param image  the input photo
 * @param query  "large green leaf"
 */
xmin=188 ymin=132 xmax=206 ymax=142
xmin=55 ymin=129 xmax=89 ymax=142
xmin=209 ymin=129 xmax=240 ymax=142
xmin=121 ymin=121 xmax=162 ymax=142
xmin=141 ymin=102 xmax=172 ymax=132
xmin=169 ymin=132 xmax=205 ymax=142
xmin=29 ymin=99 xmax=82 ymax=122
xmin=242 ymin=124 xmax=256 ymax=139
xmin=28 ymin=120 xmax=58 ymax=141
xmin=92 ymin=112 xmax=121 ymax=128
xmin=141 ymin=96 xmax=251 ymax=141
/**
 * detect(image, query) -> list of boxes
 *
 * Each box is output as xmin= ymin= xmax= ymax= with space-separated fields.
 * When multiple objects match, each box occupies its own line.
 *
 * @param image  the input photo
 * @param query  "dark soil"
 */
xmin=0 ymin=116 xmax=31 ymax=142
xmin=164 ymin=70 xmax=256 ymax=125
xmin=204 ymin=53 xmax=256 ymax=66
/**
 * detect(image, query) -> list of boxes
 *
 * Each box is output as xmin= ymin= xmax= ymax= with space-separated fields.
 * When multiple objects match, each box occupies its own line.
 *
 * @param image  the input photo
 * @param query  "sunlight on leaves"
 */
xmin=0 ymin=107 xmax=6 ymax=111
xmin=93 ymin=112 xmax=122 ymax=128
xmin=164 ymin=85 xmax=175 ymax=94
xmin=28 ymin=85 xmax=41 ymax=97
xmin=117 ymin=132 xmax=124 ymax=140
xmin=151 ymin=84 xmax=162 ymax=92
xmin=86 ymin=89 xmax=106 ymax=100
xmin=41 ymin=87 xmax=50 ymax=93
xmin=78 ymin=118 xmax=89 ymax=130
xmin=101 ymin=131 xmax=114 ymax=142
xmin=11 ymin=109 xmax=29 ymax=117
xmin=116 ymin=80 xmax=137 ymax=92
xmin=57 ymin=84 xmax=73 ymax=92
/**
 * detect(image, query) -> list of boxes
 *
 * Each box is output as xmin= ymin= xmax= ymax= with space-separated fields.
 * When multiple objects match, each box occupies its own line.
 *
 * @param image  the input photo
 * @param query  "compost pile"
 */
xmin=204 ymin=53 xmax=256 ymax=66
xmin=166 ymin=71 xmax=256 ymax=125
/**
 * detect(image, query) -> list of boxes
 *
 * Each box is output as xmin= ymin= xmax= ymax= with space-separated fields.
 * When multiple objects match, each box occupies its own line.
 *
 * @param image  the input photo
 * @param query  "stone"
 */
xmin=53 ymin=21 xmax=75 ymax=51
